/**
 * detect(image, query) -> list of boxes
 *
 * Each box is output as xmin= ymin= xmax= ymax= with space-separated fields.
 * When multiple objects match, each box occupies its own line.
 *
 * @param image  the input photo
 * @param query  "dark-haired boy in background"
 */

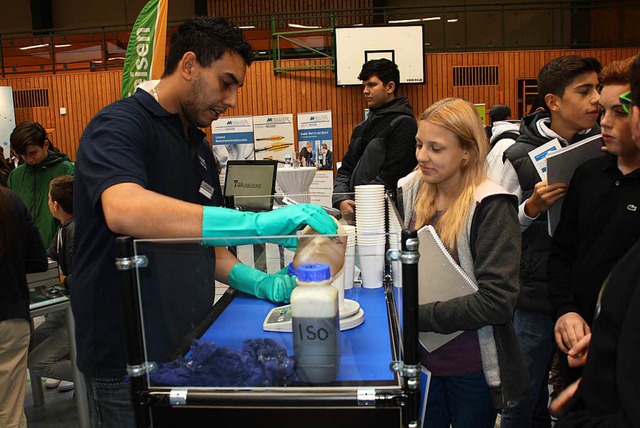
xmin=332 ymin=58 xmax=417 ymax=220
xmin=29 ymin=175 xmax=75 ymax=392
xmin=7 ymin=121 xmax=74 ymax=247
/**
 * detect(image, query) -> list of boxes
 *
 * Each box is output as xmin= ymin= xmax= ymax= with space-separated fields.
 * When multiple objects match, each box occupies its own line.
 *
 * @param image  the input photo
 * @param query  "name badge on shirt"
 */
xmin=199 ymin=180 xmax=215 ymax=200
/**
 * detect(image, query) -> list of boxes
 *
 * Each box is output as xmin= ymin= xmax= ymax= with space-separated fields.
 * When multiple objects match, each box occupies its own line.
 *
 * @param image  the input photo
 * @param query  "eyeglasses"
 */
xmin=619 ymin=91 xmax=634 ymax=114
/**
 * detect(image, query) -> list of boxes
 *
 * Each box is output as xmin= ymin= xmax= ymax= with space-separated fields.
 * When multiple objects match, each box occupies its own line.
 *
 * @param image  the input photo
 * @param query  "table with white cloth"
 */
xmin=276 ymin=166 xmax=317 ymax=203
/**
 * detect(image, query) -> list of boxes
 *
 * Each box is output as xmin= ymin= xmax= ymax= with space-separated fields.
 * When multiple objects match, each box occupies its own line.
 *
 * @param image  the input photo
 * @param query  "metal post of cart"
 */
xmin=115 ymin=236 xmax=151 ymax=428
xmin=400 ymin=229 xmax=420 ymax=428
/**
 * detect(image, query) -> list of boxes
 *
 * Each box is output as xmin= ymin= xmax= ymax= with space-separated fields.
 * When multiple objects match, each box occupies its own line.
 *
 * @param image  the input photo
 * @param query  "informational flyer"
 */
xmin=253 ymin=114 xmax=295 ymax=163
xmin=0 ymin=86 xmax=16 ymax=159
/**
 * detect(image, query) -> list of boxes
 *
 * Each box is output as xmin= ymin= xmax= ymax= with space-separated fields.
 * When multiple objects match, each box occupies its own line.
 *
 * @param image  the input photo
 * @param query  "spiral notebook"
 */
xmin=417 ymin=225 xmax=478 ymax=352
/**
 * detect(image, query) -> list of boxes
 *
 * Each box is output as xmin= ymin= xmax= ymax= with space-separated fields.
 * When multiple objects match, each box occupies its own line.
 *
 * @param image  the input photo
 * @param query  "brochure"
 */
xmin=417 ymin=225 xmax=478 ymax=352
xmin=546 ymin=134 xmax=604 ymax=235
xmin=527 ymin=139 xmax=562 ymax=181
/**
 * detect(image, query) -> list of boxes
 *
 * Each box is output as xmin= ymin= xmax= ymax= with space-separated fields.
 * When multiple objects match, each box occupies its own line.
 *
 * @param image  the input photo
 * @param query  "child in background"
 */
xmin=28 ymin=175 xmax=75 ymax=391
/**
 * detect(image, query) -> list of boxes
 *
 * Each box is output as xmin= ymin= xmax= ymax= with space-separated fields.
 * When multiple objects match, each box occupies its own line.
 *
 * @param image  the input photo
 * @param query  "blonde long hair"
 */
xmin=413 ymin=98 xmax=489 ymax=249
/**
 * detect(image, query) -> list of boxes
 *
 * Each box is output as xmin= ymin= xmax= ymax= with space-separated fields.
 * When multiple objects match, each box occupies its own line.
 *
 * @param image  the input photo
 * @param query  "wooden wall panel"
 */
xmin=1 ymin=47 xmax=637 ymax=163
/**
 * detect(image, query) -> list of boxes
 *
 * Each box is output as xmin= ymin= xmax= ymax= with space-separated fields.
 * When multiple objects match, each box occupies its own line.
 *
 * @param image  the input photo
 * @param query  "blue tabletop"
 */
xmin=200 ymin=287 xmax=398 ymax=383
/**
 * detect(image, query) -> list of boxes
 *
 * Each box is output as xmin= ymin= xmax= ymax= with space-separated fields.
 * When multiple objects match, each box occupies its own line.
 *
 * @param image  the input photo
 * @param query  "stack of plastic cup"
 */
xmin=388 ymin=202 xmax=403 ymax=287
xmin=342 ymin=225 xmax=357 ymax=290
xmin=355 ymin=184 xmax=386 ymax=288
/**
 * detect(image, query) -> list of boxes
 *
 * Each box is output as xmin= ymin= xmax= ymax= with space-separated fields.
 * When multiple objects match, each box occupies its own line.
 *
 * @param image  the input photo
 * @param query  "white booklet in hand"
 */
xmin=527 ymin=138 xmax=563 ymax=181
xmin=417 ymin=225 xmax=478 ymax=352
xmin=546 ymin=134 xmax=604 ymax=236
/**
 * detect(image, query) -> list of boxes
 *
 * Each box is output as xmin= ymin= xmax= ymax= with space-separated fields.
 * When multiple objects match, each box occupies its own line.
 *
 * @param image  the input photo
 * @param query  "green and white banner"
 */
xmin=121 ymin=0 xmax=168 ymax=98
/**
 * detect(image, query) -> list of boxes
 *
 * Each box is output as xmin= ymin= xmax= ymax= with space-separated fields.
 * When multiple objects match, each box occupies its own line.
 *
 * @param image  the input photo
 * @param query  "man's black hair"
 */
xmin=358 ymin=59 xmax=400 ymax=94
xmin=10 ymin=121 xmax=49 ymax=155
xmin=163 ymin=16 xmax=254 ymax=77
xmin=50 ymin=175 xmax=74 ymax=214
xmin=537 ymin=55 xmax=601 ymax=111
xmin=631 ymin=55 xmax=640 ymax=106
xmin=489 ymin=105 xmax=511 ymax=124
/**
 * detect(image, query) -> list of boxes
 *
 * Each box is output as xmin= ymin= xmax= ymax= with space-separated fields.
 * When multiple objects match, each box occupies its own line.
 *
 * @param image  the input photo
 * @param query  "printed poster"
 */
xmin=212 ymin=115 xmax=255 ymax=187
xmin=298 ymin=110 xmax=334 ymax=206
xmin=253 ymin=114 xmax=295 ymax=163
xmin=0 ymin=87 xmax=15 ymax=159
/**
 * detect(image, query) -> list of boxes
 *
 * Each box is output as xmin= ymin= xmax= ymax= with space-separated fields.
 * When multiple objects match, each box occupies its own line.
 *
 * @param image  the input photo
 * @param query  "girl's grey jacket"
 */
xmin=402 ymin=177 xmax=529 ymax=409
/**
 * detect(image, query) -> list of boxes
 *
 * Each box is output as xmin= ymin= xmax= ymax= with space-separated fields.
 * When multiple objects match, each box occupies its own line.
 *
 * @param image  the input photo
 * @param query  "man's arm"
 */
xmin=101 ymin=182 xmax=203 ymax=239
xmin=377 ymin=116 xmax=418 ymax=187
xmin=332 ymin=134 xmax=359 ymax=207
xmin=548 ymin=171 xmax=588 ymax=352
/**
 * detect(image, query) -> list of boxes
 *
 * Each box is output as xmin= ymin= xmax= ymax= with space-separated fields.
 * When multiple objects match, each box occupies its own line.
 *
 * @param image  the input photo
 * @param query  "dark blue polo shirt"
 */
xmin=73 ymin=89 xmax=223 ymax=377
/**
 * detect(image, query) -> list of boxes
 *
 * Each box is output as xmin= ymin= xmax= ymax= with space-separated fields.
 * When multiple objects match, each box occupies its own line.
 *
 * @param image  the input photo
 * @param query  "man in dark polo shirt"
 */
xmin=73 ymin=17 xmax=336 ymax=426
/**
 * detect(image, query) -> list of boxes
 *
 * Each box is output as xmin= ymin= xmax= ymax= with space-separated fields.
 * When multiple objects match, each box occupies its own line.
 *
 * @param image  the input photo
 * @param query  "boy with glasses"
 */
xmin=549 ymin=55 xmax=640 ymax=389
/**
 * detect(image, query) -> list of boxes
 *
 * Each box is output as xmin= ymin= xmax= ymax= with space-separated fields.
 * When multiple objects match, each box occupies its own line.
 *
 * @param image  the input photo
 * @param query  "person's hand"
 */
xmin=567 ymin=333 xmax=591 ymax=368
xmin=524 ymin=180 xmax=568 ymax=218
xmin=339 ymin=200 xmax=356 ymax=223
xmin=555 ymin=312 xmax=591 ymax=353
xmin=256 ymin=204 xmax=337 ymax=236
xmin=202 ymin=204 xmax=337 ymax=248
xmin=228 ymin=263 xmax=296 ymax=303
xmin=549 ymin=378 xmax=581 ymax=418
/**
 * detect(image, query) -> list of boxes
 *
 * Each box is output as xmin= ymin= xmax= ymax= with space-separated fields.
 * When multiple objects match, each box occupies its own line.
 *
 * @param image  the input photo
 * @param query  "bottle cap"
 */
xmin=297 ymin=263 xmax=331 ymax=282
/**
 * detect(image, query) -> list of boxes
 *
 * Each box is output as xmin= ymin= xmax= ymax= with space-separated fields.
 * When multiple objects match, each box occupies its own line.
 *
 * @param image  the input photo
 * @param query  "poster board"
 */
xmin=335 ymin=25 xmax=424 ymax=86
xmin=0 ymin=87 xmax=16 ymax=159
xmin=253 ymin=114 xmax=296 ymax=163
xmin=298 ymin=110 xmax=334 ymax=206
xmin=212 ymin=116 xmax=255 ymax=187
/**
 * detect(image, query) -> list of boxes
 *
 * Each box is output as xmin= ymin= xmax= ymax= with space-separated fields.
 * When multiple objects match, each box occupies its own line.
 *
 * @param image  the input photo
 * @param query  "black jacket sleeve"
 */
xmin=377 ymin=116 xmax=418 ymax=187
xmin=548 ymin=168 xmax=583 ymax=319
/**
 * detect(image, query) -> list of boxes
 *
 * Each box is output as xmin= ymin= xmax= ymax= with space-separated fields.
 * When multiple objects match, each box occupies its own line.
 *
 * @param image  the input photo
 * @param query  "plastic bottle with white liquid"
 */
xmin=290 ymin=263 xmax=340 ymax=383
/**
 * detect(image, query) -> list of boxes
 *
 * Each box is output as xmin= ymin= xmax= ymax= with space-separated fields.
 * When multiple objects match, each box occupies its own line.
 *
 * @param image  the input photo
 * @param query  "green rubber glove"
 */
xmin=228 ymin=263 xmax=296 ymax=303
xmin=201 ymin=204 xmax=337 ymax=247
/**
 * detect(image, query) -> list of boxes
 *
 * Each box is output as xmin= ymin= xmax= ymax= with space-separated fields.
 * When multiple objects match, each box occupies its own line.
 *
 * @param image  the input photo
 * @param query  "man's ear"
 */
xmin=545 ymin=93 xmax=560 ymax=112
xmin=43 ymin=139 xmax=50 ymax=151
xmin=387 ymin=81 xmax=396 ymax=94
xmin=180 ymin=51 xmax=197 ymax=80
xmin=631 ymin=105 xmax=640 ymax=144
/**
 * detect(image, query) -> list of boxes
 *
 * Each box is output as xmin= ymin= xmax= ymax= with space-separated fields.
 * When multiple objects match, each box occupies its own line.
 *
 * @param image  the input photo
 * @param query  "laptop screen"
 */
xmin=223 ymin=160 xmax=278 ymax=211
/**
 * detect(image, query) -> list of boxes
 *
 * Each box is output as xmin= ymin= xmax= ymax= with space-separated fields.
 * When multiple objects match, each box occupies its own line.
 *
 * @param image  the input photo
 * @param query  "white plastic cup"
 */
xmin=343 ymin=244 xmax=356 ymax=290
xmin=357 ymin=242 xmax=385 ymax=289
xmin=331 ymin=267 xmax=345 ymax=304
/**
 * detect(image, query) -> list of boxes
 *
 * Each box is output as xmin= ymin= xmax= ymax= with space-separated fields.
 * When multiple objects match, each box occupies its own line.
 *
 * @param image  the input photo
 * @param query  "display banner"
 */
xmin=121 ymin=0 xmax=168 ymax=98
xmin=297 ymin=110 xmax=333 ymax=166
xmin=298 ymin=110 xmax=334 ymax=206
xmin=0 ymin=87 xmax=15 ymax=159
xmin=253 ymin=114 xmax=295 ymax=163
xmin=212 ymin=116 xmax=255 ymax=187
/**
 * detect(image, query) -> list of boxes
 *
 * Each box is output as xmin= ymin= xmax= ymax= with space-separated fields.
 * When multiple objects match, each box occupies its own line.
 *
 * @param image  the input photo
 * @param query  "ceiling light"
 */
xmin=447 ymin=19 xmax=459 ymax=23
xmin=288 ymin=23 xmax=321 ymax=29
xmin=55 ymin=44 xmax=72 ymax=48
xmin=19 ymin=44 xmax=48 ymax=50
xmin=422 ymin=17 xmax=441 ymax=21
xmin=238 ymin=25 xmax=255 ymax=29
xmin=389 ymin=18 xmax=421 ymax=24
